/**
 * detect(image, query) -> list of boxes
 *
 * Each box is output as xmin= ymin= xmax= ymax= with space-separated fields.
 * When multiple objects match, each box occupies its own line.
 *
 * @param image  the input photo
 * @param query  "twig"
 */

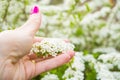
xmin=2 ymin=0 xmax=11 ymax=22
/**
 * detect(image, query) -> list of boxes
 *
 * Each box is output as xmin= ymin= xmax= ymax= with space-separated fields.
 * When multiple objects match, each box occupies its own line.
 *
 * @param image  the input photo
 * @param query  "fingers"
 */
xmin=34 ymin=51 xmax=75 ymax=76
xmin=33 ymin=37 xmax=69 ymax=43
xmin=18 ymin=6 xmax=42 ymax=36
xmin=24 ymin=51 xmax=75 ymax=79
xmin=33 ymin=37 xmax=43 ymax=43
xmin=64 ymin=39 xmax=70 ymax=43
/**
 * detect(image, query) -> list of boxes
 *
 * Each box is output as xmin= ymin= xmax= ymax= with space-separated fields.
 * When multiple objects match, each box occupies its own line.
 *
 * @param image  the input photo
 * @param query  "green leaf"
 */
xmin=74 ymin=28 xmax=83 ymax=37
xmin=84 ymin=62 xmax=97 ymax=80
xmin=85 ymin=3 xmax=91 ymax=12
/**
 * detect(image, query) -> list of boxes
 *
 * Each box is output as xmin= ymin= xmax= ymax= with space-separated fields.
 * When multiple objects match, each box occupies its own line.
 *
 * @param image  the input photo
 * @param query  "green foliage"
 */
xmin=84 ymin=62 xmax=97 ymax=80
xmin=85 ymin=3 xmax=91 ymax=12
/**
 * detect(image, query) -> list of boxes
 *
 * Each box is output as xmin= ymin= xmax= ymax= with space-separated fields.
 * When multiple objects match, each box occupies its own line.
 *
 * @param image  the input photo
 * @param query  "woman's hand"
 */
xmin=0 ymin=6 xmax=75 ymax=80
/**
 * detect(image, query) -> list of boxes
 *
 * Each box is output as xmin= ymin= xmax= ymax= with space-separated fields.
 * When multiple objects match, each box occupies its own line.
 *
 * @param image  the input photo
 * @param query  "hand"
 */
xmin=0 ymin=6 xmax=75 ymax=80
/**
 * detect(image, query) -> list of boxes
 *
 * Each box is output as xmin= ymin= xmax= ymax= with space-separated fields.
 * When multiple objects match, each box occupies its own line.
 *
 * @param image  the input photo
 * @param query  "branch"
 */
xmin=2 ymin=0 xmax=11 ymax=22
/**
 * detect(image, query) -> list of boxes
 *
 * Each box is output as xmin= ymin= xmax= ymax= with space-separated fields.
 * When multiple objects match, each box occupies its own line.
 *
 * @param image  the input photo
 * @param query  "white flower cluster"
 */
xmin=63 ymin=51 xmax=120 ymax=80
xmin=82 ymin=50 xmax=120 ymax=80
xmin=63 ymin=52 xmax=85 ymax=80
xmin=84 ymin=54 xmax=96 ymax=64
xmin=95 ymin=63 xmax=116 ymax=80
xmin=95 ymin=52 xmax=120 ymax=80
xmin=41 ymin=73 xmax=59 ymax=80
xmin=31 ymin=38 xmax=74 ymax=57
xmin=93 ymin=47 xmax=117 ymax=53
xmin=98 ymin=52 xmax=120 ymax=69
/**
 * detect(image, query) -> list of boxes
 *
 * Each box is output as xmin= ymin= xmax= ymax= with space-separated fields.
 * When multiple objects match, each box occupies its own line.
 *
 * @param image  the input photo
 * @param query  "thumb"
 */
xmin=18 ymin=6 xmax=41 ymax=35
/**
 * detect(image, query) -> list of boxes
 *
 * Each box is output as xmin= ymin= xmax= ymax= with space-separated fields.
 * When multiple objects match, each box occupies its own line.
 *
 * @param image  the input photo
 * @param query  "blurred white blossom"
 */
xmin=41 ymin=73 xmax=59 ymax=80
xmin=63 ymin=52 xmax=85 ymax=80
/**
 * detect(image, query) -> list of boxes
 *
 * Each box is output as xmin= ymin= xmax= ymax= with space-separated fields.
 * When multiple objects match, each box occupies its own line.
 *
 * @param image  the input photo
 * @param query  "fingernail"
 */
xmin=31 ymin=6 xmax=39 ymax=14
xmin=66 ymin=50 xmax=75 ymax=58
xmin=62 ymin=51 xmax=71 ymax=58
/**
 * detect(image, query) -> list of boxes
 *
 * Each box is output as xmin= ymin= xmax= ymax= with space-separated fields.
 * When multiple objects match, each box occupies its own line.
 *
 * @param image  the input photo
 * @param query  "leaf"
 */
xmin=85 ymin=3 xmax=91 ymax=12
xmin=84 ymin=62 xmax=97 ymax=80
xmin=74 ymin=27 xmax=83 ymax=37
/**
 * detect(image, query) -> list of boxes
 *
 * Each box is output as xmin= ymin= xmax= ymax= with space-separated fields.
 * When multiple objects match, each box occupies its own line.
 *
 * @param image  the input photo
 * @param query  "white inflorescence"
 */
xmin=31 ymin=38 xmax=75 ymax=57
xmin=63 ymin=52 xmax=85 ymax=80
xmin=41 ymin=73 xmax=59 ymax=80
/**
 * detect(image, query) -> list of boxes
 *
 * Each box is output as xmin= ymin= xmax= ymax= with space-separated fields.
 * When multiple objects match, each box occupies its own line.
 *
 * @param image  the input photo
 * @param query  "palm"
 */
xmin=0 ymin=12 xmax=74 ymax=80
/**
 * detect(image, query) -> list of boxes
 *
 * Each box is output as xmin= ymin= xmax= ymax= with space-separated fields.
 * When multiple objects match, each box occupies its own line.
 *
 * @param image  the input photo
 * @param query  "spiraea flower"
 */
xmin=63 ymin=52 xmax=85 ymax=80
xmin=41 ymin=73 xmax=59 ymax=80
xmin=31 ymin=38 xmax=75 ymax=57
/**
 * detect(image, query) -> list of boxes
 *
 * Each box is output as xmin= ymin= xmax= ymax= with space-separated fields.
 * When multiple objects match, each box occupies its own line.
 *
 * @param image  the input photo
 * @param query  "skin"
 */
xmin=0 ymin=12 xmax=75 ymax=80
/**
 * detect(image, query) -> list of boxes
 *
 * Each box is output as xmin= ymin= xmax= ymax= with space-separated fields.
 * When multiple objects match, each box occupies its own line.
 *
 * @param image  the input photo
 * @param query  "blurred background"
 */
xmin=0 ymin=0 xmax=120 ymax=80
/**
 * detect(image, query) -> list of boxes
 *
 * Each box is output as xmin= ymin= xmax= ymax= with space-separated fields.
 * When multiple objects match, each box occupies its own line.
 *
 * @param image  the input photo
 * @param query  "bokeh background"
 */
xmin=0 ymin=0 xmax=120 ymax=80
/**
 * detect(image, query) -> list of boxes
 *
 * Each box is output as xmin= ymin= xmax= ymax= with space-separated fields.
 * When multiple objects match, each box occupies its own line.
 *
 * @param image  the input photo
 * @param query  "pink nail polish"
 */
xmin=31 ymin=6 xmax=39 ymax=14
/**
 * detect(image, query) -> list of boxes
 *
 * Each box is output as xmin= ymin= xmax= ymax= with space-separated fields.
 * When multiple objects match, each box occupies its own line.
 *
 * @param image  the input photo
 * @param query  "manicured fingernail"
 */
xmin=31 ymin=6 xmax=39 ymax=14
